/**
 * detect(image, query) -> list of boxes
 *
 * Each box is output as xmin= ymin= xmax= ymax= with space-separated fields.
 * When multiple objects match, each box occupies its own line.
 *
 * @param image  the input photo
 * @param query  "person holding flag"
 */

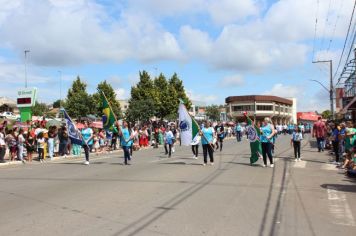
xmin=81 ymin=121 xmax=93 ymax=165
xmin=200 ymin=121 xmax=216 ymax=166
xmin=116 ymin=121 xmax=133 ymax=165
xmin=244 ymin=112 xmax=263 ymax=165
xmin=260 ymin=117 xmax=276 ymax=167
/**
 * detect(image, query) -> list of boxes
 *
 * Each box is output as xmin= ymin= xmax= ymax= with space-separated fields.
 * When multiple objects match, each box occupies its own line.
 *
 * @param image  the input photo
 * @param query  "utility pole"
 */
xmin=24 ymin=50 xmax=30 ymax=88
xmin=312 ymin=60 xmax=334 ymax=120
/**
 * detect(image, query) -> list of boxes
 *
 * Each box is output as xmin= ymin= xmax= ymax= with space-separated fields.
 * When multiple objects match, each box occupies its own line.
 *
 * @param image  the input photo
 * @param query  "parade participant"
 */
xmin=235 ymin=122 xmax=242 ymax=142
xmin=17 ymin=129 xmax=26 ymax=163
xmin=0 ymin=126 xmax=6 ymax=163
xmin=37 ymin=132 xmax=45 ymax=163
xmin=260 ymin=117 xmax=276 ymax=167
xmin=191 ymin=134 xmax=201 ymax=159
xmin=26 ymin=131 xmax=35 ymax=162
xmin=139 ymin=125 xmax=149 ymax=147
xmin=291 ymin=126 xmax=303 ymax=161
xmin=215 ymin=122 xmax=225 ymax=151
xmin=81 ymin=121 xmax=93 ymax=165
xmin=164 ymin=126 xmax=174 ymax=158
xmin=312 ymin=117 xmax=327 ymax=152
xmin=200 ymin=121 xmax=215 ymax=166
xmin=117 ymin=121 xmax=133 ymax=165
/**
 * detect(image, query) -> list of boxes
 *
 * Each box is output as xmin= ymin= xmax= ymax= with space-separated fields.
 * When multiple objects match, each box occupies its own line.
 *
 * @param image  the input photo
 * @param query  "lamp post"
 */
xmin=24 ymin=50 xmax=30 ymax=88
xmin=312 ymin=60 xmax=334 ymax=120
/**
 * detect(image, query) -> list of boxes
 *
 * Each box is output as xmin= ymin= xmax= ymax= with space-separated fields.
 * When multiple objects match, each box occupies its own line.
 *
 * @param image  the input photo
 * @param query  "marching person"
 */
xmin=291 ymin=126 xmax=303 ymax=161
xmin=260 ymin=117 xmax=276 ymax=167
xmin=164 ymin=126 xmax=174 ymax=158
xmin=117 ymin=121 xmax=133 ymax=165
xmin=81 ymin=121 xmax=94 ymax=165
xmin=200 ymin=121 xmax=215 ymax=166
xmin=191 ymin=134 xmax=201 ymax=159
xmin=235 ymin=122 xmax=242 ymax=142
xmin=215 ymin=122 xmax=225 ymax=152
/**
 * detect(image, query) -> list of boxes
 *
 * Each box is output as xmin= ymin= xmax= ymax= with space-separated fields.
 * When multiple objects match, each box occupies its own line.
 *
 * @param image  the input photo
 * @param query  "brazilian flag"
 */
xmin=101 ymin=92 xmax=116 ymax=130
xmin=244 ymin=113 xmax=262 ymax=164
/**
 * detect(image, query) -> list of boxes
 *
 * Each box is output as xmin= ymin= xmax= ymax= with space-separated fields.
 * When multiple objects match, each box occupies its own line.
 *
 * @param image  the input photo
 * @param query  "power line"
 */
xmin=333 ymin=0 xmax=356 ymax=80
xmin=318 ymin=0 xmax=333 ymax=54
xmin=312 ymin=0 xmax=320 ymax=61
xmin=326 ymin=0 xmax=344 ymax=52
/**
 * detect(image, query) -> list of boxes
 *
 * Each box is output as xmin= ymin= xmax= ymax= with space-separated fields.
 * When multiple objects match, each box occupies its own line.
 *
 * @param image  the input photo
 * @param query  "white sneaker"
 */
xmin=270 ymin=164 xmax=274 ymax=168
xmin=262 ymin=164 xmax=266 ymax=167
xmin=202 ymin=163 xmax=206 ymax=166
xmin=298 ymin=158 xmax=301 ymax=162
xmin=209 ymin=162 xmax=214 ymax=166
xmin=172 ymin=148 xmax=175 ymax=153
xmin=294 ymin=159 xmax=298 ymax=162
xmin=84 ymin=161 xmax=89 ymax=165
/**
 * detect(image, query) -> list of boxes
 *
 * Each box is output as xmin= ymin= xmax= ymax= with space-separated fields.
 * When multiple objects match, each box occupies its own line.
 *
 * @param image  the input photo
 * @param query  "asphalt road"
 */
xmin=0 ymin=135 xmax=355 ymax=236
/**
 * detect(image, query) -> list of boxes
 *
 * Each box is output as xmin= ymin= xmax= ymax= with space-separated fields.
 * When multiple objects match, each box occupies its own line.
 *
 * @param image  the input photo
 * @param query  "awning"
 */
xmin=340 ymin=96 xmax=356 ymax=114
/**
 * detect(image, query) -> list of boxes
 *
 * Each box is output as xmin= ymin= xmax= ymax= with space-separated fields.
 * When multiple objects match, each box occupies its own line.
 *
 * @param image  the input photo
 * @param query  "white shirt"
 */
xmin=0 ymin=132 xmax=5 ymax=146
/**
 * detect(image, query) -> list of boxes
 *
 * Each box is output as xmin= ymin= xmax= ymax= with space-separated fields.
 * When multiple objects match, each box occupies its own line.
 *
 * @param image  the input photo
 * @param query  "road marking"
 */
xmin=327 ymin=187 xmax=356 ymax=226
xmin=293 ymin=160 xmax=306 ymax=168
xmin=321 ymin=164 xmax=338 ymax=171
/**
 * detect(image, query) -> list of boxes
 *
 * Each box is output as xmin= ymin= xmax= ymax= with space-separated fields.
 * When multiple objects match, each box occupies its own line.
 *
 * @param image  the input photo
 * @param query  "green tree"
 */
xmin=321 ymin=110 xmax=332 ymax=119
xmin=32 ymin=102 xmax=49 ymax=116
xmin=131 ymin=71 xmax=156 ymax=101
xmin=52 ymin=99 xmax=62 ymax=108
xmin=93 ymin=80 xmax=122 ymax=119
xmin=205 ymin=105 xmax=220 ymax=121
xmin=64 ymin=76 xmax=95 ymax=119
xmin=154 ymin=73 xmax=177 ymax=119
xmin=169 ymin=73 xmax=192 ymax=110
xmin=125 ymin=98 xmax=156 ymax=123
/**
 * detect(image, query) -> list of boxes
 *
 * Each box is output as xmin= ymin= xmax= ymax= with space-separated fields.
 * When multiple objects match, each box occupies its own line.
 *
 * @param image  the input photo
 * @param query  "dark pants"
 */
xmin=236 ymin=131 xmax=241 ymax=142
xmin=164 ymin=143 xmax=172 ymax=157
xmin=316 ymin=137 xmax=324 ymax=151
xmin=111 ymin=139 xmax=117 ymax=150
xmin=0 ymin=146 xmax=5 ymax=162
xmin=123 ymin=146 xmax=131 ymax=164
xmin=202 ymin=144 xmax=214 ymax=164
xmin=261 ymin=142 xmax=273 ymax=165
xmin=38 ymin=148 xmax=44 ymax=160
xmin=83 ymin=144 xmax=92 ymax=162
xmin=192 ymin=145 xmax=199 ymax=157
xmin=293 ymin=141 xmax=301 ymax=159
xmin=59 ymin=142 xmax=68 ymax=156
xmin=332 ymin=141 xmax=340 ymax=162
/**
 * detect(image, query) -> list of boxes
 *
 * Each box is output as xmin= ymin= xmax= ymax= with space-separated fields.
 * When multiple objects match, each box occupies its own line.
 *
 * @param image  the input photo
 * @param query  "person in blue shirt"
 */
xmin=200 ymin=121 xmax=216 ymax=166
xmin=81 ymin=121 xmax=93 ymax=165
xmin=235 ymin=123 xmax=242 ymax=142
xmin=164 ymin=126 xmax=174 ymax=157
xmin=260 ymin=117 xmax=276 ymax=167
xmin=116 ymin=121 xmax=133 ymax=165
xmin=291 ymin=126 xmax=303 ymax=161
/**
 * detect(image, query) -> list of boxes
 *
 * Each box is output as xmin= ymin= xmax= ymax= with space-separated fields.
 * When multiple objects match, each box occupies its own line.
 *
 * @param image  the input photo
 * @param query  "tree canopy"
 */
xmin=206 ymin=105 xmax=220 ymax=121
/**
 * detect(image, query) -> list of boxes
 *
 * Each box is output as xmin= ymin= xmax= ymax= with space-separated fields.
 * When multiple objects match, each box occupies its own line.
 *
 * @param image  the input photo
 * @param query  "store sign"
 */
xmin=17 ymin=88 xmax=37 ymax=107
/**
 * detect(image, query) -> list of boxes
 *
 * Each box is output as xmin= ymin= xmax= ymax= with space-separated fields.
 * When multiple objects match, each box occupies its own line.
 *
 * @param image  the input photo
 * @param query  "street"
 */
xmin=0 ymin=135 xmax=355 ymax=236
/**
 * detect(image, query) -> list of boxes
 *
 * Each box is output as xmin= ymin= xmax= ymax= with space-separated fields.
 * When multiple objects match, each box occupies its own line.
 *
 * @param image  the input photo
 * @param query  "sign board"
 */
xmin=17 ymin=88 xmax=37 ymax=108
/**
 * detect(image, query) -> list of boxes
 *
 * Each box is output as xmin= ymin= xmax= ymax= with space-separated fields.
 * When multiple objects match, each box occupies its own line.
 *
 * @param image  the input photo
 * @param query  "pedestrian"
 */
xmin=191 ymin=134 xmax=201 ymax=159
xmin=200 ymin=121 xmax=215 ymax=166
xmin=215 ymin=122 xmax=225 ymax=151
xmin=235 ymin=122 xmax=242 ymax=142
xmin=5 ymin=129 xmax=17 ymax=162
xmin=330 ymin=123 xmax=340 ymax=164
xmin=81 ymin=121 xmax=93 ymax=165
xmin=130 ymin=125 xmax=138 ymax=158
xmin=164 ymin=126 xmax=174 ymax=158
xmin=0 ymin=126 xmax=6 ymax=163
xmin=291 ymin=126 xmax=303 ymax=161
xmin=260 ymin=117 xmax=276 ymax=167
xmin=48 ymin=126 xmax=57 ymax=160
xmin=37 ymin=132 xmax=45 ymax=163
xmin=25 ymin=131 xmax=35 ymax=162
xmin=58 ymin=125 xmax=69 ymax=157
xmin=117 ymin=121 xmax=132 ymax=165
xmin=17 ymin=129 xmax=26 ymax=163
xmin=312 ymin=117 xmax=327 ymax=152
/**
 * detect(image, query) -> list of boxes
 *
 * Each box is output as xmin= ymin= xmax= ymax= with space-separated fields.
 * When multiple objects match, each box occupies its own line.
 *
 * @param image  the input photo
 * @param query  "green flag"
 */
xmin=244 ymin=113 xmax=262 ymax=164
xmin=178 ymin=102 xmax=199 ymax=145
xmin=101 ymin=92 xmax=116 ymax=130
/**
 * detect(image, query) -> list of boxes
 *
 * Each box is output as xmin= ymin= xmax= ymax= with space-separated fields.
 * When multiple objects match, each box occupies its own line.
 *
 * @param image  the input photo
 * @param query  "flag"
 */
xmin=178 ymin=102 xmax=199 ymax=146
xmin=100 ymin=92 xmax=116 ymax=130
xmin=62 ymin=109 xmax=83 ymax=145
xmin=244 ymin=112 xmax=262 ymax=164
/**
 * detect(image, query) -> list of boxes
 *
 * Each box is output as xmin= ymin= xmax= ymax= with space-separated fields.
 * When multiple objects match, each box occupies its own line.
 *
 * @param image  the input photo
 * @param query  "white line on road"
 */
xmin=327 ymin=186 xmax=356 ymax=226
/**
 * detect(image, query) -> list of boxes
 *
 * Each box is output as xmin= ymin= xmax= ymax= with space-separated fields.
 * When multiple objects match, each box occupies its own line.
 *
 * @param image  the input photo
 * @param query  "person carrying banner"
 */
xmin=191 ymin=134 xmax=201 ymax=159
xmin=200 ymin=121 xmax=215 ymax=166
xmin=81 ymin=121 xmax=93 ymax=165
xmin=260 ymin=117 xmax=276 ymax=167
xmin=116 ymin=121 xmax=133 ymax=165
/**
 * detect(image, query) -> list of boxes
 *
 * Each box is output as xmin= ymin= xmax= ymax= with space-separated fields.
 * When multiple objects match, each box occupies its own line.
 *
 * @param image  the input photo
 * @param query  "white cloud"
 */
xmin=219 ymin=75 xmax=244 ymax=88
xmin=115 ymin=88 xmax=128 ymax=100
xmin=179 ymin=25 xmax=212 ymax=58
xmin=186 ymin=90 xmax=218 ymax=104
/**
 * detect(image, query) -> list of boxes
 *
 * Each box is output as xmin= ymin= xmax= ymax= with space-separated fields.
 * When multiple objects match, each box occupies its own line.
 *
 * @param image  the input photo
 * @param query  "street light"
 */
xmin=24 ymin=50 xmax=30 ymax=88
xmin=312 ymin=60 xmax=334 ymax=120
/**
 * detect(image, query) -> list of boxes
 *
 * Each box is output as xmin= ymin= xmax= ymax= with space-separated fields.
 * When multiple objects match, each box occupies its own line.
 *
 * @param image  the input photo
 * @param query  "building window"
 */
xmin=232 ymin=105 xmax=252 ymax=112
xmin=257 ymin=105 xmax=273 ymax=111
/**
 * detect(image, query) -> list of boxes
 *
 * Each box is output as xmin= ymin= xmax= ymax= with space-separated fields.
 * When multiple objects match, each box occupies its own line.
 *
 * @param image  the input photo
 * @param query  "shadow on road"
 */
xmin=321 ymin=184 xmax=356 ymax=193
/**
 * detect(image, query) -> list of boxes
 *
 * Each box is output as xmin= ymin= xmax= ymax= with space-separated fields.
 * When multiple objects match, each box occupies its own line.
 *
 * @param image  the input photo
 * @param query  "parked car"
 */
xmin=0 ymin=111 xmax=18 ymax=120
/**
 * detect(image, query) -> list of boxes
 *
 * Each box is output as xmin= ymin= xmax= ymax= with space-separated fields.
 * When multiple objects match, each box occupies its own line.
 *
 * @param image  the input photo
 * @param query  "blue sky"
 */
xmin=0 ymin=0 xmax=355 ymax=111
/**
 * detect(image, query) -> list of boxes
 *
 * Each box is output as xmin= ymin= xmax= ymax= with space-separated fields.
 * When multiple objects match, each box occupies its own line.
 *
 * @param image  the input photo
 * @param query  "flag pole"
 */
xmin=100 ymin=90 xmax=118 ymax=122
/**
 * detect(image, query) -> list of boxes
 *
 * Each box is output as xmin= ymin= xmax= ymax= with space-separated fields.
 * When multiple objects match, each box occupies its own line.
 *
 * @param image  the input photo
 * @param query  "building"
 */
xmin=189 ymin=101 xmax=207 ymax=120
xmin=225 ymin=95 xmax=296 ymax=124
xmin=0 ymin=97 xmax=18 ymax=113
xmin=118 ymin=99 xmax=129 ymax=115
